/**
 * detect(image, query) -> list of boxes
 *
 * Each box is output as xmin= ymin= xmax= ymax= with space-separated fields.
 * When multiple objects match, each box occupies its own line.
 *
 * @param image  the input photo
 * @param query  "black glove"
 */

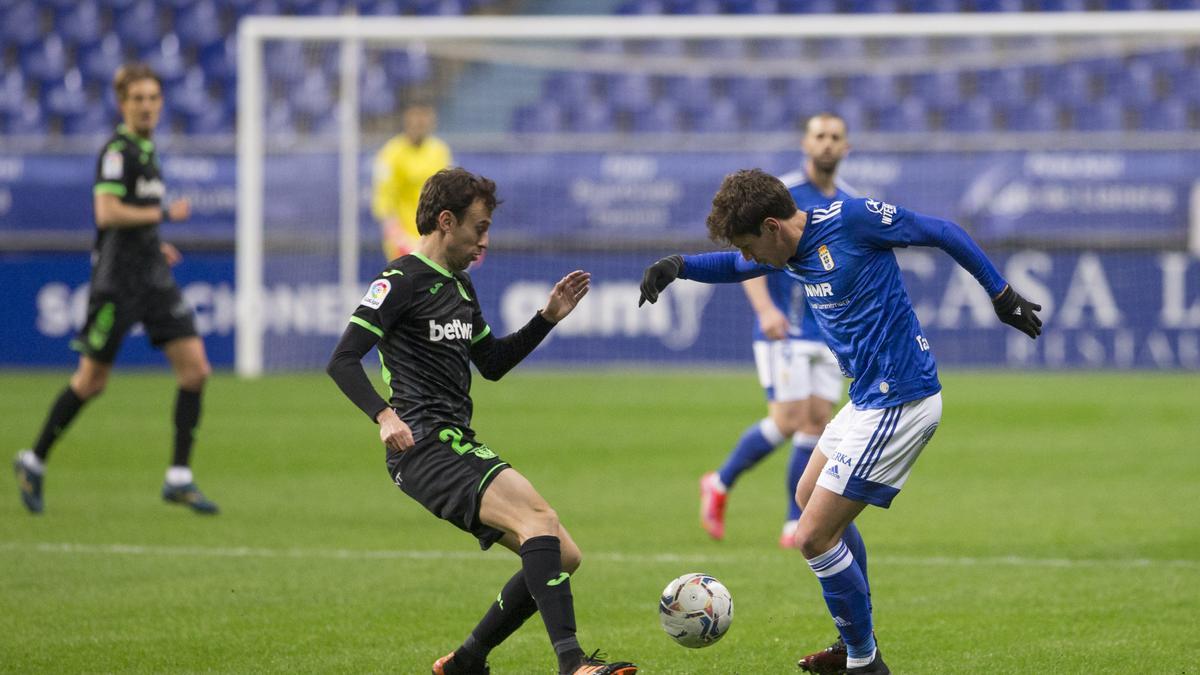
xmin=992 ymin=285 xmax=1043 ymax=339
xmin=638 ymin=255 xmax=683 ymax=307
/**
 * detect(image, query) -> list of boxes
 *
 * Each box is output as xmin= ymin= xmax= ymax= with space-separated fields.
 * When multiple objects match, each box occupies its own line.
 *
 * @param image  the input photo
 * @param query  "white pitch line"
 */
xmin=0 ymin=541 xmax=1197 ymax=570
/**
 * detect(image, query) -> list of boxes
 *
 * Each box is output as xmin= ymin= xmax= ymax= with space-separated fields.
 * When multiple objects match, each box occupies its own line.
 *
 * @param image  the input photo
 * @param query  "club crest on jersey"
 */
xmin=361 ymin=279 xmax=391 ymax=309
xmin=865 ymin=198 xmax=897 ymax=225
xmin=818 ymin=245 xmax=835 ymax=271
xmin=101 ymin=150 xmax=124 ymax=180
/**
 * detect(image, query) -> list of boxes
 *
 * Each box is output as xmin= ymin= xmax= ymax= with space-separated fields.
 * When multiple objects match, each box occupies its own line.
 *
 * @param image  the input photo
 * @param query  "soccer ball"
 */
xmin=658 ymin=572 xmax=733 ymax=648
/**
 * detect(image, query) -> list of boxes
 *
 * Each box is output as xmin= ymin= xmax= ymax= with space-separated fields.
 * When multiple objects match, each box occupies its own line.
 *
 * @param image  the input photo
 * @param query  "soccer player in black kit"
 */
xmin=327 ymin=168 xmax=637 ymax=675
xmin=13 ymin=64 xmax=217 ymax=515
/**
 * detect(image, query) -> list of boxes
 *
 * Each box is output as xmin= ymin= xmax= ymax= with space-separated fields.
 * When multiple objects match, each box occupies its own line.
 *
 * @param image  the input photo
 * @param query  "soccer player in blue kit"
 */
xmin=700 ymin=114 xmax=855 ymax=550
xmin=639 ymin=169 xmax=1042 ymax=674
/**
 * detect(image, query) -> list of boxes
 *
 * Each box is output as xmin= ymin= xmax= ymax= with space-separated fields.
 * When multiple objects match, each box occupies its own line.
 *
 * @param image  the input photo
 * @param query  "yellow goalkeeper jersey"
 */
xmin=371 ymin=134 xmax=452 ymax=243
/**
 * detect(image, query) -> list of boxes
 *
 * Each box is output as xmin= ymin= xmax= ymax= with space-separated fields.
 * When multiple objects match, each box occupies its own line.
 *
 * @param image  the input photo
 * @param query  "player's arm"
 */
xmin=857 ymin=202 xmax=1043 ymax=339
xmin=742 ymin=276 xmax=789 ymax=340
xmin=638 ymin=252 xmax=769 ymax=306
xmin=471 ymin=270 xmax=589 ymax=381
xmin=93 ymin=193 xmax=190 ymax=229
xmin=325 ymin=323 xmax=414 ymax=453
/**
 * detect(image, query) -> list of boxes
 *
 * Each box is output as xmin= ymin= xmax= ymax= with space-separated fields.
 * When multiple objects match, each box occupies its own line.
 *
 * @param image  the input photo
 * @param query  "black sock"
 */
xmin=32 ymin=386 xmax=87 ymax=462
xmin=519 ymin=536 xmax=583 ymax=674
xmin=460 ymin=569 xmax=539 ymax=662
xmin=172 ymin=388 xmax=202 ymax=467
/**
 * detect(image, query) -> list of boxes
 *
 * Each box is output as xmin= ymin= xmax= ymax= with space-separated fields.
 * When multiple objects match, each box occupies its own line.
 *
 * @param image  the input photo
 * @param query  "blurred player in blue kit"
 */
xmin=699 ymin=114 xmax=855 ymax=551
xmin=640 ymin=169 xmax=1042 ymax=674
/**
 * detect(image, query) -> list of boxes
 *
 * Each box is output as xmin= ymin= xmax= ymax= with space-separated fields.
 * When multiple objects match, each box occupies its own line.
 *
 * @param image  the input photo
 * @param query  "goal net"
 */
xmin=236 ymin=12 xmax=1200 ymax=376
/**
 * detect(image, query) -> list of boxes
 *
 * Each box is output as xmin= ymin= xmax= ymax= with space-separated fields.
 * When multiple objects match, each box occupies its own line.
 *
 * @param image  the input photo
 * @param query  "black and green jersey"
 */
xmin=91 ymin=123 xmax=172 ymax=293
xmin=351 ymin=252 xmax=492 ymax=437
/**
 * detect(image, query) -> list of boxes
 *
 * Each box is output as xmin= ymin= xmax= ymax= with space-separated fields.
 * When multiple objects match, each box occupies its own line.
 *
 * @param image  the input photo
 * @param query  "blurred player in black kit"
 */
xmin=13 ymin=63 xmax=218 ymax=515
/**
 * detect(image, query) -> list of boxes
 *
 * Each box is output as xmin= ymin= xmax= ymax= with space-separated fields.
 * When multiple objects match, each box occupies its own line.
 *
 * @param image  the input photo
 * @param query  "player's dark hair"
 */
xmin=113 ymin=63 xmax=162 ymax=101
xmin=416 ymin=168 xmax=500 ymax=235
xmin=706 ymin=169 xmax=797 ymax=245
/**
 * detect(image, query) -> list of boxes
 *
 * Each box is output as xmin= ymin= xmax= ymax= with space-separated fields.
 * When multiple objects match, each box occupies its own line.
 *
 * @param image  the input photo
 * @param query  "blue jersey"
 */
xmin=757 ymin=176 xmax=855 ymax=341
xmin=682 ymin=198 xmax=1007 ymax=409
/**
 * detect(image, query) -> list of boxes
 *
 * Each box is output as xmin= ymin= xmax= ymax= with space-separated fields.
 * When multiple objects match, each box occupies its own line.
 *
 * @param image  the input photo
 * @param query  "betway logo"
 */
xmin=429 ymin=319 xmax=473 ymax=342
xmin=502 ymin=280 xmax=713 ymax=350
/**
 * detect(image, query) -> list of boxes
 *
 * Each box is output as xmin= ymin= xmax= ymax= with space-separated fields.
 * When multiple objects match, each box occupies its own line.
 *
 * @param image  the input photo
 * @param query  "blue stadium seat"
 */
xmin=909 ymin=0 xmax=965 ymax=12
xmin=629 ymin=100 xmax=682 ymax=133
xmin=511 ymin=103 xmax=564 ymax=133
xmin=845 ymin=73 xmax=899 ymax=109
xmin=824 ymin=98 xmax=868 ymax=132
xmin=754 ymin=39 xmax=805 ymax=60
xmin=542 ymin=72 xmax=597 ymax=109
xmin=689 ymin=97 xmax=741 ymax=133
xmin=939 ymin=98 xmax=995 ymax=132
xmin=1165 ymin=0 xmax=1200 ymax=8
xmin=974 ymin=67 xmax=1030 ymax=102
xmin=0 ymin=72 xmax=28 ymax=115
xmin=59 ymin=0 xmax=106 ymax=49
xmin=184 ymin=105 xmax=230 ymax=134
xmin=44 ymin=70 xmax=91 ymax=120
xmin=615 ymin=0 xmax=665 ymax=14
xmin=266 ymin=41 xmax=310 ymax=85
xmin=115 ymin=0 xmax=164 ymax=52
xmin=636 ymin=38 xmax=686 ymax=57
xmin=662 ymin=75 xmax=716 ymax=116
xmin=908 ymin=71 xmax=961 ymax=108
xmin=144 ymin=34 xmax=190 ymax=88
xmin=62 ymin=107 xmax=114 ymax=136
xmin=815 ymin=37 xmax=867 ymax=61
xmin=667 ymin=0 xmax=721 ymax=13
xmin=411 ymin=0 xmax=466 ymax=15
xmin=168 ymin=66 xmax=213 ymax=118
xmin=873 ymin=97 xmax=929 ymax=133
xmin=1105 ymin=59 xmax=1158 ymax=105
xmin=360 ymin=65 xmax=396 ymax=117
xmin=777 ymin=0 xmax=837 ymax=11
xmin=1103 ymin=0 xmax=1158 ymax=8
xmin=1040 ymin=0 xmax=1088 ymax=10
xmin=607 ymin=73 xmax=656 ymax=115
xmin=2 ymin=2 xmax=45 ymax=51
xmin=290 ymin=70 xmax=335 ymax=118
xmin=722 ymin=0 xmax=779 ymax=14
xmin=1072 ymin=98 xmax=1125 ymax=131
xmin=79 ymin=35 xmax=127 ymax=86
xmin=848 ymin=0 xmax=902 ymax=13
xmin=176 ymin=0 xmax=225 ymax=50
xmin=726 ymin=77 xmax=772 ymax=107
xmin=1036 ymin=64 xmax=1094 ymax=104
xmin=382 ymin=47 xmax=431 ymax=84
xmin=974 ymin=0 xmax=1024 ymax=11
xmin=743 ymin=96 xmax=791 ymax=132
xmin=879 ymin=37 xmax=931 ymax=57
xmin=1002 ymin=98 xmax=1060 ymax=132
xmin=565 ymin=100 xmax=617 ymax=133
xmin=264 ymin=99 xmax=296 ymax=135
xmin=21 ymin=35 xmax=70 ymax=90
xmin=694 ymin=39 xmax=748 ymax=60
xmin=3 ymin=101 xmax=49 ymax=135
xmin=780 ymin=77 xmax=833 ymax=116
xmin=199 ymin=36 xmax=239 ymax=88
xmin=1164 ymin=66 xmax=1200 ymax=103
xmin=1139 ymin=100 xmax=1190 ymax=131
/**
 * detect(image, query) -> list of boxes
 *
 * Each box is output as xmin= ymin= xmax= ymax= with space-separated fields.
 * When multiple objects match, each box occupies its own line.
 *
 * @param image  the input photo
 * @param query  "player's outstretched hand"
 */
xmin=159 ymin=241 xmax=182 ymax=266
xmin=639 ymin=255 xmax=683 ymax=307
xmin=376 ymin=408 xmax=414 ymax=453
xmin=992 ymin=285 xmax=1043 ymax=339
xmin=542 ymin=270 xmax=590 ymax=323
xmin=165 ymin=198 xmax=190 ymax=223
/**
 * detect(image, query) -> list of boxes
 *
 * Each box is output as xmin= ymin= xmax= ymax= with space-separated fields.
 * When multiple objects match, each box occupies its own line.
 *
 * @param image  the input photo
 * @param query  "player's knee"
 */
xmin=70 ymin=373 xmax=107 ymax=400
xmin=177 ymin=361 xmax=211 ymax=390
xmin=561 ymin=543 xmax=582 ymax=574
xmin=794 ymin=524 xmax=839 ymax=559
xmin=772 ymin=410 xmax=804 ymax=436
xmin=522 ymin=503 xmax=559 ymax=538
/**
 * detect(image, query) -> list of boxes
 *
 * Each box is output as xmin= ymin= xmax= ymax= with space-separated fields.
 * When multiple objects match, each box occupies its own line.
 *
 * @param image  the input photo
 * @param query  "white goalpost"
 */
xmin=235 ymin=11 xmax=1200 ymax=376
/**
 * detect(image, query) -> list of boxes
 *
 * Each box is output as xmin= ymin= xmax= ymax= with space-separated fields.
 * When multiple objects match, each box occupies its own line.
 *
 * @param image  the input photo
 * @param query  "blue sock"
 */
xmin=806 ymin=541 xmax=875 ymax=659
xmin=717 ymin=418 xmax=784 ymax=489
xmin=785 ymin=434 xmax=819 ymax=521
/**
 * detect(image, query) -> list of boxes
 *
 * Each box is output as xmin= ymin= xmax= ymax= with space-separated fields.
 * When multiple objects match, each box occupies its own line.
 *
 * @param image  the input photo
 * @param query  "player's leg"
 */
xmin=475 ymin=470 xmax=635 ymax=674
xmin=702 ymin=340 xmax=801 ymax=540
xmin=159 ymin=332 xmax=218 ymax=514
xmin=14 ymin=293 xmax=128 ymax=513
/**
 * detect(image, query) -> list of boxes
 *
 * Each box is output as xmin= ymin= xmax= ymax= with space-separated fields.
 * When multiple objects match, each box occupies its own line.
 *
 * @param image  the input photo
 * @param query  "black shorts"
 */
xmin=72 ymin=286 xmax=198 ymax=364
xmin=386 ymin=423 xmax=510 ymax=550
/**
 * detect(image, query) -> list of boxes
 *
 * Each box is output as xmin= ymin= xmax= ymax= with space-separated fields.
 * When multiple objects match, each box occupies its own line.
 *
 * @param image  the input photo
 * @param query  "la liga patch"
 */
xmin=361 ymin=278 xmax=391 ymax=309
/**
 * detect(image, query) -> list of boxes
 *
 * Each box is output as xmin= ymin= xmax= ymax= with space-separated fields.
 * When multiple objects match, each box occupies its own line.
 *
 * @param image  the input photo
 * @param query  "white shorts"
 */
xmin=753 ymin=338 xmax=843 ymax=404
xmin=815 ymin=393 xmax=942 ymax=508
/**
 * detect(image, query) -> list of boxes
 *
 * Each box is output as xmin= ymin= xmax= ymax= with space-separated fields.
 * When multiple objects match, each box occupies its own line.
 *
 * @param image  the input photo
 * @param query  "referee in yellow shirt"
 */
xmin=371 ymin=101 xmax=453 ymax=260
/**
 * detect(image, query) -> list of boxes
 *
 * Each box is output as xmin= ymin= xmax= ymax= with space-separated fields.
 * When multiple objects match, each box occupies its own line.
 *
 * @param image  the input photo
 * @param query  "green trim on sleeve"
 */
xmin=470 ymin=324 xmax=491 ymax=344
xmin=349 ymin=316 xmax=384 ymax=338
xmin=93 ymin=183 xmax=127 ymax=197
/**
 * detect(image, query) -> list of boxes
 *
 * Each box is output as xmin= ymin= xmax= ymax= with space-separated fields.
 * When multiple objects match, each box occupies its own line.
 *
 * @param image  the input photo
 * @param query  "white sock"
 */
xmin=758 ymin=418 xmax=786 ymax=445
xmin=793 ymin=431 xmax=821 ymax=448
xmin=165 ymin=466 xmax=193 ymax=486
xmin=846 ymin=648 xmax=876 ymax=669
xmin=20 ymin=450 xmax=45 ymax=475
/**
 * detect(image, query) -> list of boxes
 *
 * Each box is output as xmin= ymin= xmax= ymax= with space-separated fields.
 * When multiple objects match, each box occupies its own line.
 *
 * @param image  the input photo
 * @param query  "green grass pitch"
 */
xmin=1 ymin=369 xmax=1197 ymax=674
